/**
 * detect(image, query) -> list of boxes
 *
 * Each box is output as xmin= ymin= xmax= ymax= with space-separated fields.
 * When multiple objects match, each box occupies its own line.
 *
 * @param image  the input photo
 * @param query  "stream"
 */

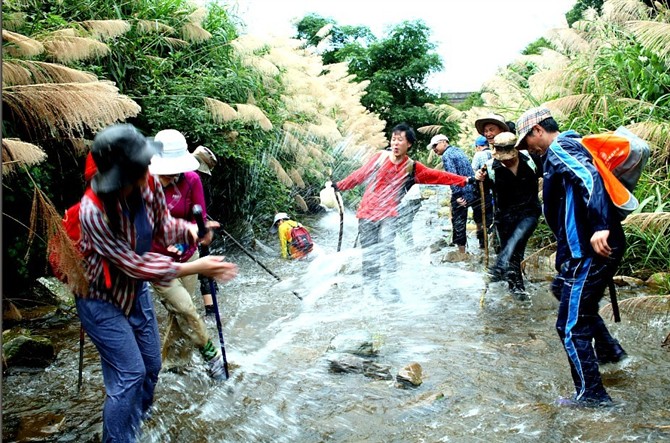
xmin=3 ymin=188 xmax=670 ymax=442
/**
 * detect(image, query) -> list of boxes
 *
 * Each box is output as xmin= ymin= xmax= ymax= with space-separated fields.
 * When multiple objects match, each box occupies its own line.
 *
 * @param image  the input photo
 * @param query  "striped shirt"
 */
xmin=79 ymin=175 xmax=193 ymax=315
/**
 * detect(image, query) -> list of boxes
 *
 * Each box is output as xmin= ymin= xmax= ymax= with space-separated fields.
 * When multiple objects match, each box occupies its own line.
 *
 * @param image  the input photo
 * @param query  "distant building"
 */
xmin=442 ymin=92 xmax=476 ymax=105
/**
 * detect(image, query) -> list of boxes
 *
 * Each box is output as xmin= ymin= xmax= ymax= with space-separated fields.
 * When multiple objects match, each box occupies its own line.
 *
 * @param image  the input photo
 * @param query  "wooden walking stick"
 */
xmin=479 ymin=181 xmax=489 ymax=268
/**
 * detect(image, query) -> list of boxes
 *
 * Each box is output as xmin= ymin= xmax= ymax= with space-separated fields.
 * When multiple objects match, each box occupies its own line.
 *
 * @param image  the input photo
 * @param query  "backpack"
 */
xmin=48 ymin=177 xmax=158 ymax=291
xmin=581 ymin=126 xmax=651 ymax=220
xmin=289 ymin=224 xmax=314 ymax=255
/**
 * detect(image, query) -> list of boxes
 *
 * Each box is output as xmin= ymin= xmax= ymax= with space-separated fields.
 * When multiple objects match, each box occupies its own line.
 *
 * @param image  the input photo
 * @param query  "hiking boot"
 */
xmin=206 ymin=352 xmax=227 ymax=380
xmin=511 ymin=287 xmax=530 ymax=301
xmin=597 ymin=344 xmax=628 ymax=365
xmin=486 ymin=267 xmax=504 ymax=283
xmin=555 ymin=395 xmax=613 ymax=408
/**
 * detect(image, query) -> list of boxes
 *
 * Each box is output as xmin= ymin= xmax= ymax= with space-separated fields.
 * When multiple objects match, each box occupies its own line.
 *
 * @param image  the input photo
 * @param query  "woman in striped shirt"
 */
xmin=78 ymin=124 xmax=237 ymax=443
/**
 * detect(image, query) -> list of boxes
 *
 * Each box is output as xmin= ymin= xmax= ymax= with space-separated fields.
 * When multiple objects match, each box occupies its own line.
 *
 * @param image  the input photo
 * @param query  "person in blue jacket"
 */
xmin=515 ymin=107 xmax=627 ymax=408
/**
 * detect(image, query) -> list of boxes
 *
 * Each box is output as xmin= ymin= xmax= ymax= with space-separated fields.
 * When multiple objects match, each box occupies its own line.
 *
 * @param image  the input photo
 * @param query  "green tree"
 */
xmin=295 ymin=16 xmax=448 ymax=145
xmin=565 ymin=0 xmax=604 ymax=27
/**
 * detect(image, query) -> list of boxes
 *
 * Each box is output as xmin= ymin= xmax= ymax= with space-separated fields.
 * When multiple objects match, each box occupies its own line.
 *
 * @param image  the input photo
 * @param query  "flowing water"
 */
xmin=3 ymin=190 xmax=670 ymax=442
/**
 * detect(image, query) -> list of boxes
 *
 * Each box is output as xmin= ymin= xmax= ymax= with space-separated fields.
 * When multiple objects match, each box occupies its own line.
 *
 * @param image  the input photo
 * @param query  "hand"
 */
xmin=325 ymin=180 xmax=339 ymax=192
xmin=466 ymin=176 xmax=478 ymax=186
xmin=456 ymin=197 xmax=467 ymax=207
xmin=475 ymin=169 xmax=487 ymax=181
xmin=197 ymin=255 xmax=238 ymax=282
xmin=188 ymin=219 xmax=220 ymax=244
xmin=590 ymin=230 xmax=612 ymax=258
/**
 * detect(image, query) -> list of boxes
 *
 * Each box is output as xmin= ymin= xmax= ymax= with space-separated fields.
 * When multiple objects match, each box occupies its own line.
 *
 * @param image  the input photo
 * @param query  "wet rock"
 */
xmin=327 ymin=353 xmax=392 ymax=380
xmin=430 ymin=238 xmax=448 ymax=253
xmin=395 ymin=362 xmax=423 ymax=388
xmin=36 ymin=277 xmax=75 ymax=306
xmin=646 ymin=272 xmax=670 ymax=289
xmin=2 ymin=328 xmax=56 ymax=369
xmin=328 ymin=330 xmax=376 ymax=356
xmin=613 ymin=275 xmax=646 ymax=288
xmin=3 ymin=301 xmax=23 ymax=324
xmin=442 ymin=250 xmax=469 ymax=263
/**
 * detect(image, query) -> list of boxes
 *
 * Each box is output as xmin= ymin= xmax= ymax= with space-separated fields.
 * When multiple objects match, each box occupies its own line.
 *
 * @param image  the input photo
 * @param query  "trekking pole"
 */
xmin=77 ymin=325 xmax=84 ymax=393
xmin=608 ymin=279 xmax=621 ymax=323
xmin=479 ymin=180 xmax=489 ymax=268
xmin=335 ymin=190 xmax=344 ymax=252
xmin=219 ymin=228 xmax=303 ymax=301
xmin=193 ymin=206 xmax=229 ymax=379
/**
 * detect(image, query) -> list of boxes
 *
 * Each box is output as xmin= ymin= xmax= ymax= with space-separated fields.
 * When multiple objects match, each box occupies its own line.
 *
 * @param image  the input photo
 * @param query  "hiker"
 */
xmin=77 ymin=124 xmax=237 ymax=442
xmin=148 ymin=129 xmax=227 ymax=379
xmin=270 ymin=212 xmax=313 ymax=260
xmin=515 ymin=106 xmax=627 ymax=407
xmin=475 ymin=113 xmax=510 ymax=146
xmin=427 ymin=134 xmax=476 ymax=254
xmin=471 ymin=135 xmax=494 ymax=249
xmin=475 ymin=132 xmax=542 ymax=299
xmin=193 ymin=145 xmax=218 ymax=317
xmin=325 ymin=123 xmax=477 ymax=299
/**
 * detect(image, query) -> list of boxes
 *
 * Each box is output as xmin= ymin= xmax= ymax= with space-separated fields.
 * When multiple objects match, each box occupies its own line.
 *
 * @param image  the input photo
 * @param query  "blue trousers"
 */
xmin=552 ymin=256 xmax=619 ymax=402
xmin=450 ymin=200 xmax=468 ymax=247
xmin=76 ymin=284 xmax=162 ymax=443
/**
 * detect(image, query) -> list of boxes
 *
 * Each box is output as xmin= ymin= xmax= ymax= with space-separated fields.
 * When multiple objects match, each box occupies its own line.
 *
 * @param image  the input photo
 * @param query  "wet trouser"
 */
xmin=397 ymin=199 xmax=422 ymax=244
xmin=151 ymin=251 xmax=210 ymax=366
xmin=471 ymin=191 xmax=493 ymax=248
xmin=76 ymin=284 xmax=161 ymax=443
xmin=359 ymin=217 xmax=397 ymax=289
xmin=450 ymin=199 xmax=468 ymax=247
xmin=492 ymin=213 xmax=538 ymax=291
xmin=551 ymin=256 xmax=621 ymax=402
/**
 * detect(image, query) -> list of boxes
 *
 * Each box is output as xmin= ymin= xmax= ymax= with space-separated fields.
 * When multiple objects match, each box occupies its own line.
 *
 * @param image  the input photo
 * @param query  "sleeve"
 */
xmin=553 ymin=138 xmax=611 ymax=231
xmin=336 ymin=152 xmax=384 ymax=191
xmin=80 ymin=196 xmax=179 ymax=283
xmin=414 ymin=161 xmax=468 ymax=187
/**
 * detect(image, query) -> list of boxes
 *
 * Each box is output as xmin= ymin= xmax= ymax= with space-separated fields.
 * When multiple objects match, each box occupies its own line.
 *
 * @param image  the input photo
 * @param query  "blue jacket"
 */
xmin=542 ymin=131 xmax=625 ymax=268
xmin=441 ymin=145 xmax=475 ymax=202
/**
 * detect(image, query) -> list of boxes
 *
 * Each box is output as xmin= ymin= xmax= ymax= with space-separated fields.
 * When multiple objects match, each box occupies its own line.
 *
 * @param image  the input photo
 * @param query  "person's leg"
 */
xmin=450 ymin=200 xmax=468 ymax=252
xmin=490 ymin=217 xmax=512 ymax=280
xmin=506 ymin=215 xmax=539 ymax=293
xmin=76 ymin=297 xmax=146 ymax=442
xmin=127 ymin=283 xmax=162 ymax=419
xmin=359 ymin=218 xmax=382 ymax=284
xmin=555 ymin=258 xmax=612 ymax=404
xmin=377 ymin=217 xmax=400 ymax=300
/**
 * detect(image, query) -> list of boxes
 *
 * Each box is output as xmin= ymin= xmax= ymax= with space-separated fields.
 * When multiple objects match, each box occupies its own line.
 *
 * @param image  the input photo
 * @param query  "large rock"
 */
xmin=327 ymin=353 xmax=392 ymax=380
xmin=328 ymin=330 xmax=376 ymax=356
xmin=646 ymin=272 xmax=670 ymax=290
xmin=396 ymin=362 xmax=423 ymax=388
xmin=2 ymin=328 xmax=56 ymax=369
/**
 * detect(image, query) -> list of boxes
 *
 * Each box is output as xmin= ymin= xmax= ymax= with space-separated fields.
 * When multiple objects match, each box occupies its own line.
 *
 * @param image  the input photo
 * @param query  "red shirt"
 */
xmin=336 ymin=151 xmax=468 ymax=221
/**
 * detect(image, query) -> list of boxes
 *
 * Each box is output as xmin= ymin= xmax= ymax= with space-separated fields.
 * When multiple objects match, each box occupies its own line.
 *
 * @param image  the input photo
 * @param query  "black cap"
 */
xmin=91 ymin=124 xmax=162 ymax=193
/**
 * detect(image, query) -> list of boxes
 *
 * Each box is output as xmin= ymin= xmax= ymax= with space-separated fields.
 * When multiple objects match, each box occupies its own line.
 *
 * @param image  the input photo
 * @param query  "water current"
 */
xmin=3 ymin=188 xmax=670 ymax=442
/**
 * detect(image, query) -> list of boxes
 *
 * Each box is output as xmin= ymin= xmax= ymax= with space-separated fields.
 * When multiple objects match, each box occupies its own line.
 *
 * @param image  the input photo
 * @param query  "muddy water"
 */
xmin=3 ymin=190 xmax=670 ymax=442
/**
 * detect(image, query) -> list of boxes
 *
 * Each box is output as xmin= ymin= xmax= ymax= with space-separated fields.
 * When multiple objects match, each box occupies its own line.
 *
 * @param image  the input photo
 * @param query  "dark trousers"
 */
xmin=492 ymin=213 xmax=538 ymax=291
xmin=359 ymin=217 xmax=397 ymax=287
xmin=450 ymin=200 xmax=468 ymax=247
xmin=552 ymin=256 xmax=621 ymax=401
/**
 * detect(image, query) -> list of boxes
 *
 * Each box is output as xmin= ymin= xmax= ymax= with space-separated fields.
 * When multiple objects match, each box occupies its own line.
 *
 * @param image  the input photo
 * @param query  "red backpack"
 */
xmin=290 ymin=224 xmax=314 ymax=255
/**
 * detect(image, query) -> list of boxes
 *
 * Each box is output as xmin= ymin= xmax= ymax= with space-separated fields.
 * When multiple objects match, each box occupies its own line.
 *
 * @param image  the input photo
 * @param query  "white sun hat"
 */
xmin=149 ymin=129 xmax=200 ymax=175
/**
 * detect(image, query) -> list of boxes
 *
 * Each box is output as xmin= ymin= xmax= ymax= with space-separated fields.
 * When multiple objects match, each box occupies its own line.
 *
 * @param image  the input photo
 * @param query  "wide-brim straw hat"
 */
xmin=475 ymin=113 xmax=510 ymax=136
xmin=149 ymin=129 xmax=199 ymax=175
xmin=193 ymin=145 xmax=217 ymax=175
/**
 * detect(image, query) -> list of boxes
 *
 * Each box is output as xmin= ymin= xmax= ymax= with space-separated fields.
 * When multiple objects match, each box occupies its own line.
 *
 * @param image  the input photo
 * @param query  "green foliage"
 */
xmin=620 ymin=222 xmax=670 ymax=280
xmin=522 ymin=37 xmax=557 ymax=56
xmin=565 ymin=0 xmax=604 ymax=27
xmin=296 ymin=16 xmax=443 ymax=138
